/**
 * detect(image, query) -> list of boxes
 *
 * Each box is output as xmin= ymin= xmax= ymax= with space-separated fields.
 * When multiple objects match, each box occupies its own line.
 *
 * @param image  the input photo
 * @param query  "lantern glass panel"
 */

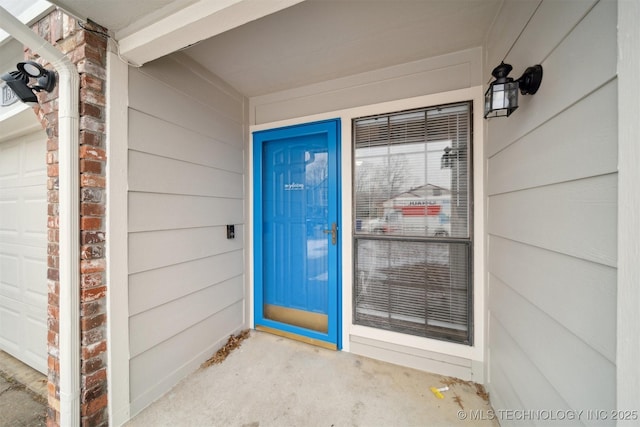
xmin=504 ymin=81 xmax=518 ymax=108
xmin=484 ymin=81 xmax=519 ymax=118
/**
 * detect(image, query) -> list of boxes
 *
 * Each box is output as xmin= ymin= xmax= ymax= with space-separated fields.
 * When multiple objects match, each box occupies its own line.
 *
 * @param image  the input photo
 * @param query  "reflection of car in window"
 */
xmin=361 ymin=210 xmax=450 ymax=236
xmin=433 ymin=229 xmax=448 ymax=237
xmin=363 ymin=218 xmax=388 ymax=234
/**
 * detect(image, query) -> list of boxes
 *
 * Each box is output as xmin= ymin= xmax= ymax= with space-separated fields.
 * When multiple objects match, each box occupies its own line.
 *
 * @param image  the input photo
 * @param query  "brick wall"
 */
xmin=28 ymin=9 xmax=109 ymax=427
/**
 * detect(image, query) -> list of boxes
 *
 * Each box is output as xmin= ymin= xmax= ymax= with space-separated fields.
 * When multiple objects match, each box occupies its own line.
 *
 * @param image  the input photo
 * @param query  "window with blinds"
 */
xmin=353 ymin=102 xmax=472 ymax=344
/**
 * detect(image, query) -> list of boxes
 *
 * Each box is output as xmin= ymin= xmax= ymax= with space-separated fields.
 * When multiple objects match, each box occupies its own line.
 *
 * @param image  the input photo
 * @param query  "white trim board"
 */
xmin=617 ymin=0 xmax=640 ymax=414
xmin=106 ymin=50 xmax=130 ymax=426
xmin=116 ymin=0 xmax=305 ymax=66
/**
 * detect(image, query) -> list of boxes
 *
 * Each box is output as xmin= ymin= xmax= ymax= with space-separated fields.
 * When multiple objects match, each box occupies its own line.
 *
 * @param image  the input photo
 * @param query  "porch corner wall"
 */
xmin=126 ymin=52 xmax=246 ymax=416
xmin=249 ymin=47 xmax=486 ymax=381
xmin=25 ymin=10 xmax=110 ymax=427
xmin=484 ymin=0 xmax=617 ymax=423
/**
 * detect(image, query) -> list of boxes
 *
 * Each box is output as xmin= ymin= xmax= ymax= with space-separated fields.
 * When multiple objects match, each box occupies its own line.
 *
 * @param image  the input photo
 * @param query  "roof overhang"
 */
xmin=0 ymin=0 xmax=54 ymax=46
xmin=47 ymin=0 xmax=305 ymax=66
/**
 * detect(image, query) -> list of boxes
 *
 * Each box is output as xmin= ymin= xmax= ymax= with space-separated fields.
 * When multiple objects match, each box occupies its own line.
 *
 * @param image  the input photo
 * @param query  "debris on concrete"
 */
xmin=453 ymin=393 xmax=465 ymax=410
xmin=201 ymin=329 xmax=250 ymax=367
xmin=475 ymin=383 xmax=490 ymax=401
xmin=438 ymin=376 xmax=492 ymax=411
xmin=430 ymin=385 xmax=449 ymax=399
xmin=441 ymin=376 xmax=490 ymax=401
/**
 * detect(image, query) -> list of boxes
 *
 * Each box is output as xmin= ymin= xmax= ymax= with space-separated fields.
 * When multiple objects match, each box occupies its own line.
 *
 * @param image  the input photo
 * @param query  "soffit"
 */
xmin=46 ymin=0 xmax=194 ymax=36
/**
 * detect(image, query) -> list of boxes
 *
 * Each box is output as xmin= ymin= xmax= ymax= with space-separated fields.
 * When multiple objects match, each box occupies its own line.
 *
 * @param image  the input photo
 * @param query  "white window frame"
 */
xmin=352 ymin=101 xmax=474 ymax=345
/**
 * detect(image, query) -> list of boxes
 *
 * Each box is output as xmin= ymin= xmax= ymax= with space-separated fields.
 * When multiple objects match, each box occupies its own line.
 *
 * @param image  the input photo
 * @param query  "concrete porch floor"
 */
xmin=127 ymin=331 xmax=498 ymax=427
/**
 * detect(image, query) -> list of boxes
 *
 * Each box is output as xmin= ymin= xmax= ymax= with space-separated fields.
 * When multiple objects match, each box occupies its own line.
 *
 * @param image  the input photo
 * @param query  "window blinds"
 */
xmin=353 ymin=102 xmax=472 ymax=344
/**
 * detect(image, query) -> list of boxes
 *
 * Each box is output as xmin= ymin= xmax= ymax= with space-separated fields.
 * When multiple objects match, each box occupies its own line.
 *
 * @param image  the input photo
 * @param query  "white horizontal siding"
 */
xmin=490 ymin=276 xmax=616 ymax=419
xmin=485 ymin=0 xmax=618 ymax=422
xmin=129 ymin=301 xmax=244 ymax=415
xmin=134 ymin=53 xmax=244 ymax=120
xmin=488 ymin=175 xmax=617 ymax=267
xmin=129 ymin=109 xmax=243 ymax=174
xmin=488 ymin=0 xmax=598 ymax=82
xmin=129 ymin=250 xmax=244 ymax=316
xmin=129 ymin=63 xmax=243 ymax=150
xmin=483 ymin=0 xmax=539 ymax=80
xmin=127 ymin=53 xmax=246 ymax=416
xmin=487 ymin=80 xmax=617 ymax=195
xmin=128 ymin=226 xmax=243 ymax=274
xmin=128 ymin=192 xmax=243 ymax=232
xmin=489 ymin=236 xmax=616 ymax=363
xmin=487 ymin=0 xmax=616 ymax=157
xmin=129 ymin=276 xmax=244 ymax=357
xmin=489 ymin=318 xmax=574 ymax=413
xmin=128 ymin=150 xmax=243 ymax=198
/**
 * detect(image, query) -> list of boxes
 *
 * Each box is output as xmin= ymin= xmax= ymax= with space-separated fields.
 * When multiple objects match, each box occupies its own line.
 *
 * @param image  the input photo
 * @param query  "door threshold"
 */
xmin=256 ymin=325 xmax=337 ymax=351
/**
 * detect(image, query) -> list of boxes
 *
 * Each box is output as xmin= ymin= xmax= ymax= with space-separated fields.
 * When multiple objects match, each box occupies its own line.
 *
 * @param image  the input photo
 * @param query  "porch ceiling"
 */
xmin=183 ymin=0 xmax=501 ymax=97
xmin=47 ymin=0 xmax=501 ymax=97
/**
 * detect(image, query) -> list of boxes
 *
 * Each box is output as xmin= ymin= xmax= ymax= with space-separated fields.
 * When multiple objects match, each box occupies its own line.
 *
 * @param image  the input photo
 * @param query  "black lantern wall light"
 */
xmin=1 ymin=61 xmax=57 ymax=105
xmin=484 ymin=62 xmax=543 ymax=119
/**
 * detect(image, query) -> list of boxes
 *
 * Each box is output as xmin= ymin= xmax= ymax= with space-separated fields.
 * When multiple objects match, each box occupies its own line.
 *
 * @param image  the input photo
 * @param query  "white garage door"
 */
xmin=0 ymin=129 xmax=47 ymax=373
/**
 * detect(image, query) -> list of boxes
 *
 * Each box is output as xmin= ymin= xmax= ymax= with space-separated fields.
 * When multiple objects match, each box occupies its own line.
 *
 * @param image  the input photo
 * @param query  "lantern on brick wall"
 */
xmin=1 ymin=61 xmax=56 ymax=105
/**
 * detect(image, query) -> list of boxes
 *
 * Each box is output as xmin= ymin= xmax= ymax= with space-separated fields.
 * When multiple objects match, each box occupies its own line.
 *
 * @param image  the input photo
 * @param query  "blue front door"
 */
xmin=253 ymin=119 xmax=340 ymax=349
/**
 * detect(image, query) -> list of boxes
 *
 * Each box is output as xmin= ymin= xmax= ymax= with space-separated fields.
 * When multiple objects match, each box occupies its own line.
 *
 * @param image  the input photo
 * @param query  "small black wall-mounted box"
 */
xmin=226 ymin=224 xmax=235 ymax=239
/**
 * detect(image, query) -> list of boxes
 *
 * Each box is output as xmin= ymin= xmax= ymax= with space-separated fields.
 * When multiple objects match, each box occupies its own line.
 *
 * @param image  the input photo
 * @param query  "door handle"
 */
xmin=323 ymin=222 xmax=338 ymax=245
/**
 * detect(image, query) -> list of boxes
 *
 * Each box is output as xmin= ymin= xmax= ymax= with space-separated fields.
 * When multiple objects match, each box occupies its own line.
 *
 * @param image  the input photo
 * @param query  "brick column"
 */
xmin=28 ymin=10 xmax=109 ymax=427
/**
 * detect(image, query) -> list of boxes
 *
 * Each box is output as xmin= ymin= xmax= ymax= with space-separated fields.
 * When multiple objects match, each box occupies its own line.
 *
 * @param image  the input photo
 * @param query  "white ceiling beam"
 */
xmin=117 ymin=0 xmax=305 ymax=66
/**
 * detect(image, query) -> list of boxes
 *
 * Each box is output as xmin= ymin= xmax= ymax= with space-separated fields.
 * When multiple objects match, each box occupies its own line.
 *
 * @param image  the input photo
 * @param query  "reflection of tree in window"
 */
xmin=355 ymin=154 xmax=411 ymax=220
xmin=306 ymin=152 xmax=327 ymax=185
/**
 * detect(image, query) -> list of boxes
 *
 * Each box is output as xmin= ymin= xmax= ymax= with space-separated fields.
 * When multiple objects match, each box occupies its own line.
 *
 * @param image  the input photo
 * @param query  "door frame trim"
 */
xmin=252 ymin=118 xmax=342 ymax=349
